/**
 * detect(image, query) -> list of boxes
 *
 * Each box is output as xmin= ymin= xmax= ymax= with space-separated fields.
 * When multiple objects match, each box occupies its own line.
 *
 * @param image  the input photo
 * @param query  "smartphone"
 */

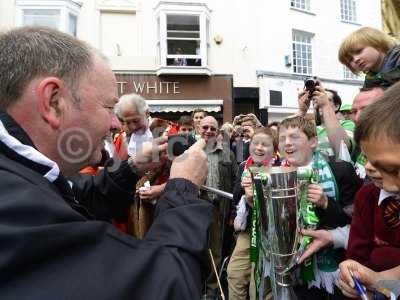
xmin=167 ymin=133 xmax=196 ymax=157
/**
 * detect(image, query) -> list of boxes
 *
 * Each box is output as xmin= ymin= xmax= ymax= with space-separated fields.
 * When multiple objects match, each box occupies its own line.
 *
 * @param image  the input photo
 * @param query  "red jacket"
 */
xmin=347 ymin=183 xmax=400 ymax=271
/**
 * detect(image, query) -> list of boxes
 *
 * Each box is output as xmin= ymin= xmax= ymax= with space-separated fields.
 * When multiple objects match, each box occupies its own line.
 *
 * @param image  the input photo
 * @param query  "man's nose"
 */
xmin=354 ymin=111 xmax=361 ymax=123
xmin=110 ymin=114 xmax=122 ymax=131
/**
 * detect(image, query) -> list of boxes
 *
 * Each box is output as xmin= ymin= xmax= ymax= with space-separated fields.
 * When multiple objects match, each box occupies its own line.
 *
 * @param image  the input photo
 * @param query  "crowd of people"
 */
xmin=1 ymin=25 xmax=400 ymax=300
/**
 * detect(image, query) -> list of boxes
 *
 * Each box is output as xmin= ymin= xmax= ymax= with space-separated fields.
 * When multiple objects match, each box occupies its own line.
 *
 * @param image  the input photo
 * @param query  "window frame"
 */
xmin=155 ymin=3 xmax=210 ymax=69
xmin=15 ymin=0 xmax=81 ymax=36
xmin=290 ymin=0 xmax=311 ymax=12
xmin=343 ymin=65 xmax=362 ymax=80
xmin=292 ymin=30 xmax=314 ymax=75
xmin=340 ymin=0 xmax=357 ymax=23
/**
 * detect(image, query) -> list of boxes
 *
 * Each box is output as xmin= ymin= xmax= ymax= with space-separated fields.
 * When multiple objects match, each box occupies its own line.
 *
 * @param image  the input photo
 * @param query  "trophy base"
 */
xmin=275 ymin=285 xmax=298 ymax=300
xmin=275 ymin=273 xmax=293 ymax=287
xmin=273 ymin=273 xmax=298 ymax=300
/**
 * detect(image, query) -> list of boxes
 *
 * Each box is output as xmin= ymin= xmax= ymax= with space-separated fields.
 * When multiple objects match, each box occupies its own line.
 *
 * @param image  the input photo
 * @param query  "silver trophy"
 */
xmin=252 ymin=166 xmax=305 ymax=300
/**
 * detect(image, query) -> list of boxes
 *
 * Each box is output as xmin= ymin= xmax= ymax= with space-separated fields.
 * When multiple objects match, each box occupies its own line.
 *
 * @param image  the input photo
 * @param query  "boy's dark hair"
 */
xmin=279 ymin=116 xmax=317 ymax=139
xmin=355 ymin=81 xmax=400 ymax=145
xmin=191 ymin=108 xmax=207 ymax=118
xmin=150 ymin=118 xmax=169 ymax=137
xmin=178 ymin=115 xmax=193 ymax=127
xmin=267 ymin=121 xmax=279 ymax=128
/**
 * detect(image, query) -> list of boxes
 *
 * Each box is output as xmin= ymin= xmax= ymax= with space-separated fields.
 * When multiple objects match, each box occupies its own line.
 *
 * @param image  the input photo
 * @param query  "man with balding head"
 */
xmin=0 ymin=26 xmax=212 ymax=300
xmin=351 ymin=87 xmax=384 ymax=124
xmin=115 ymin=93 xmax=153 ymax=156
xmin=199 ymin=116 xmax=237 ymax=200
xmin=199 ymin=116 xmax=238 ymax=295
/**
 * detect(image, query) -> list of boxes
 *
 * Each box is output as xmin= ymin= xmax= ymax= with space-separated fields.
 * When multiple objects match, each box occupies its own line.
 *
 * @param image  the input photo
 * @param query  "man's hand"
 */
xmin=338 ymin=259 xmax=379 ymax=298
xmin=311 ymin=85 xmax=330 ymax=110
xmin=307 ymin=184 xmax=328 ymax=209
xmin=139 ymin=183 xmax=166 ymax=202
xmin=129 ymin=137 xmax=168 ymax=176
xmin=297 ymin=229 xmax=333 ymax=264
xmin=241 ymin=174 xmax=253 ymax=207
xmin=297 ymin=90 xmax=311 ymax=116
xmin=169 ymin=139 xmax=208 ymax=187
xmin=242 ymin=125 xmax=255 ymax=140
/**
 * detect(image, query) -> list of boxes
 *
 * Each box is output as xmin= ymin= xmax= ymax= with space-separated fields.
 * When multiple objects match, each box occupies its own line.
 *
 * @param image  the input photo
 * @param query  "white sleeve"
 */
xmin=329 ymin=225 xmax=350 ymax=250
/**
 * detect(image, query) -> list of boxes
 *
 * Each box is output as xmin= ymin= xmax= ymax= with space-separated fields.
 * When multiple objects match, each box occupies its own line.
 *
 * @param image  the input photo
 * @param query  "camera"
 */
xmin=304 ymin=77 xmax=318 ymax=94
xmin=167 ymin=133 xmax=196 ymax=157
xmin=304 ymin=77 xmax=322 ymax=125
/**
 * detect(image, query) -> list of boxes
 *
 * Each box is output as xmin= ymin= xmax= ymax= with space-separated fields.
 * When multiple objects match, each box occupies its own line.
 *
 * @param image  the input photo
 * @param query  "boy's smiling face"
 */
xmin=278 ymin=126 xmax=317 ymax=167
xmin=249 ymin=133 xmax=274 ymax=164
xmin=362 ymin=135 xmax=400 ymax=191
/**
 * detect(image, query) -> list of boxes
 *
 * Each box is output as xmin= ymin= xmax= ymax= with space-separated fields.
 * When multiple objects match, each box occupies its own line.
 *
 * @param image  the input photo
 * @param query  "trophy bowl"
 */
xmin=267 ymin=166 xmax=301 ymax=278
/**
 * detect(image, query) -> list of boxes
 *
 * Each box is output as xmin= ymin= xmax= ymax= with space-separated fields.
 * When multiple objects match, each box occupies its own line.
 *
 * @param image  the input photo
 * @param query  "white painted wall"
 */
xmin=0 ymin=0 xmax=383 ymax=118
xmin=0 ymin=0 xmax=16 ymax=30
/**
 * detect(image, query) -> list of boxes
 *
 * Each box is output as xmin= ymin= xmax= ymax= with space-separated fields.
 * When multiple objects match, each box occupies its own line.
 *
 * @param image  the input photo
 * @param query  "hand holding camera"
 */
xmin=297 ymin=77 xmax=318 ymax=116
xmin=169 ymin=139 xmax=208 ymax=187
xmin=298 ymin=78 xmax=331 ymax=126
xmin=298 ymin=90 xmax=311 ymax=116
xmin=311 ymin=85 xmax=330 ymax=110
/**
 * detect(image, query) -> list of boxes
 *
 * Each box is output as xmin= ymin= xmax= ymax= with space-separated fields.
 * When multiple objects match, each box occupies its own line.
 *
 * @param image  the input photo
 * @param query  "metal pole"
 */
xmin=201 ymin=185 xmax=233 ymax=200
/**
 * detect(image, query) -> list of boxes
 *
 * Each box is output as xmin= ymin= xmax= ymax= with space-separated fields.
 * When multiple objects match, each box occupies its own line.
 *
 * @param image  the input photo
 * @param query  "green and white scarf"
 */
xmin=307 ymin=151 xmax=341 ymax=294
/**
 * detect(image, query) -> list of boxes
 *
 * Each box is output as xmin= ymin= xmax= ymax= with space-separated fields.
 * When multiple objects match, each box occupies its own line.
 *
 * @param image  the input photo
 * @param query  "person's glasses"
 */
xmin=202 ymin=125 xmax=217 ymax=132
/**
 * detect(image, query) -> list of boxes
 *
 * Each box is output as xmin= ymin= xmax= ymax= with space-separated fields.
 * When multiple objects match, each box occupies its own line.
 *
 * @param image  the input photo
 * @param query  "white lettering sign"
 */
xmin=117 ymin=80 xmax=181 ymax=95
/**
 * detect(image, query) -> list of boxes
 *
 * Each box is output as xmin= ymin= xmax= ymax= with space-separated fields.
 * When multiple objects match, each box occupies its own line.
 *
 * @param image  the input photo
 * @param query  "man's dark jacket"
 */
xmin=0 ymin=112 xmax=213 ymax=299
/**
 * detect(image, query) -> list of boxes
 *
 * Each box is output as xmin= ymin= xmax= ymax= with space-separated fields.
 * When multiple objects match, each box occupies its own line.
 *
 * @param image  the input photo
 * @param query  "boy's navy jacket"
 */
xmin=0 ymin=111 xmax=213 ymax=300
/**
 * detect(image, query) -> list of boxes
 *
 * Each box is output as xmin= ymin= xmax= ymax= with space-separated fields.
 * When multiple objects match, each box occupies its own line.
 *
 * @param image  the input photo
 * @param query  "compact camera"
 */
xmin=304 ymin=77 xmax=322 ymax=125
xmin=167 ymin=133 xmax=196 ymax=157
xmin=304 ymin=77 xmax=319 ymax=94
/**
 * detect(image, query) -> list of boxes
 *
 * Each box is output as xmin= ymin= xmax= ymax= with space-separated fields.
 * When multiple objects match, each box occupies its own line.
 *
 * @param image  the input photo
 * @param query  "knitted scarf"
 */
xmin=283 ymin=151 xmax=340 ymax=294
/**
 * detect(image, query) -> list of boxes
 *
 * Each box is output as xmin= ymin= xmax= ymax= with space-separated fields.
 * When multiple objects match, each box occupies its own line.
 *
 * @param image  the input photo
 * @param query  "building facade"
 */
xmin=0 ymin=0 xmax=382 ymax=123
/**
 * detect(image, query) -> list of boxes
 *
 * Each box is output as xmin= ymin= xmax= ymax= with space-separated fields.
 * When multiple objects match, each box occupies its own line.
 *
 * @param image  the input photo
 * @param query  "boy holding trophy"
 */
xmin=276 ymin=116 xmax=361 ymax=300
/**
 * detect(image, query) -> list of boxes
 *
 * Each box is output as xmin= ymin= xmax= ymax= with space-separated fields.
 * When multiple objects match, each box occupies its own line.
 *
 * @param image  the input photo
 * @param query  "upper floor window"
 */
xmin=23 ymin=9 xmax=60 ymax=28
xmin=166 ymin=14 xmax=201 ymax=67
xmin=155 ymin=2 xmax=211 ymax=73
xmin=291 ymin=0 xmax=310 ymax=11
xmin=16 ymin=0 xmax=81 ymax=36
xmin=292 ymin=30 xmax=313 ymax=75
xmin=340 ymin=0 xmax=357 ymax=23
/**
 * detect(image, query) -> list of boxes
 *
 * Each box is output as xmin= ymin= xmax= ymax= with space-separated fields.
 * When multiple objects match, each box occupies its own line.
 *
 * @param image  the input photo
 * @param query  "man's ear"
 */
xmin=36 ymin=77 xmax=66 ymax=129
xmin=309 ymin=136 xmax=318 ymax=149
